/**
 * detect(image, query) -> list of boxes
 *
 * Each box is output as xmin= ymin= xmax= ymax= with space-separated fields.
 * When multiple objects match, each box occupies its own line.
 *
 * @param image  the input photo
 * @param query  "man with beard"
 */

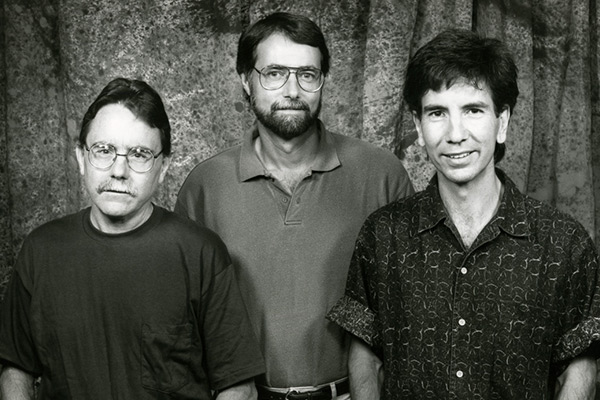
xmin=0 ymin=78 xmax=264 ymax=399
xmin=175 ymin=12 xmax=413 ymax=400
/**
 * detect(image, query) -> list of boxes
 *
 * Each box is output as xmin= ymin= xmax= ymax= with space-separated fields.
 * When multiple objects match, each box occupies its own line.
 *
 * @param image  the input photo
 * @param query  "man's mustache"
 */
xmin=96 ymin=181 xmax=136 ymax=196
xmin=271 ymin=100 xmax=310 ymax=111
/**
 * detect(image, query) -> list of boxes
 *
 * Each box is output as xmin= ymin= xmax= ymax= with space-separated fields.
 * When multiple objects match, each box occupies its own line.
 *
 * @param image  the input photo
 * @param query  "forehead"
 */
xmin=422 ymin=80 xmax=494 ymax=107
xmin=87 ymin=104 xmax=161 ymax=149
xmin=255 ymin=33 xmax=322 ymax=68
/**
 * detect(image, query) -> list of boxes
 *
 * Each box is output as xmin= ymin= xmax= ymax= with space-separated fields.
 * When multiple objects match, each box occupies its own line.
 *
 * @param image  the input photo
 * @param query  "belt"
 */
xmin=257 ymin=379 xmax=349 ymax=400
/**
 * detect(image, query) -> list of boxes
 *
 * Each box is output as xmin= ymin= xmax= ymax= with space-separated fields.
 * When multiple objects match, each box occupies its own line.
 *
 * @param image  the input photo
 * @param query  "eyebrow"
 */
xmin=422 ymin=104 xmax=447 ymax=113
xmin=422 ymin=101 xmax=492 ymax=113
xmin=461 ymin=101 xmax=491 ymax=109
xmin=266 ymin=64 xmax=319 ymax=70
xmin=91 ymin=142 xmax=154 ymax=151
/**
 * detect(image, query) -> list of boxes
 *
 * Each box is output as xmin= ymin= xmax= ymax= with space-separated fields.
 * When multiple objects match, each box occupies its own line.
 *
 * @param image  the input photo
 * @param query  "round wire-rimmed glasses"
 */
xmin=253 ymin=66 xmax=325 ymax=92
xmin=84 ymin=143 xmax=163 ymax=173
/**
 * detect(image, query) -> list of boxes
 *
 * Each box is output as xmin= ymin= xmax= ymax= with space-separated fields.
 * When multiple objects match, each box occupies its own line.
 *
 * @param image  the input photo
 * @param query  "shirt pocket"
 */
xmin=141 ymin=323 xmax=193 ymax=393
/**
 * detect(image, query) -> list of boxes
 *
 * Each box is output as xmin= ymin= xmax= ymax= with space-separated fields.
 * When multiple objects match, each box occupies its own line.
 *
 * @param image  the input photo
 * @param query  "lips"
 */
xmin=97 ymin=185 xmax=134 ymax=196
xmin=445 ymin=151 xmax=474 ymax=160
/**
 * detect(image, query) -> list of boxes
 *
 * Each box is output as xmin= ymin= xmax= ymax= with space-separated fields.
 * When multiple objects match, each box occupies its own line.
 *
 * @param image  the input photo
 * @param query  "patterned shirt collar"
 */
xmin=416 ymin=168 xmax=531 ymax=238
xmin=238 ymin=120 xmax=340 ymax=182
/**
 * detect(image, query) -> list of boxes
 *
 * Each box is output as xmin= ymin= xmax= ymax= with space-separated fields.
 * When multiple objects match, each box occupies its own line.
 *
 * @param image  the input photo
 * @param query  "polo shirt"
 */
xmin=328 ymin=170 xmax=600 ymax=399
xmin=175 ymin=121 xmax=413 ymax=387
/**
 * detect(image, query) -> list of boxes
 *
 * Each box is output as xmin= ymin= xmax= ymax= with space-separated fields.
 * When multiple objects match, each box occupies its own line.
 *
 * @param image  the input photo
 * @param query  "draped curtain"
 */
xmin=1 ymin=0 xmax=599 ymax=293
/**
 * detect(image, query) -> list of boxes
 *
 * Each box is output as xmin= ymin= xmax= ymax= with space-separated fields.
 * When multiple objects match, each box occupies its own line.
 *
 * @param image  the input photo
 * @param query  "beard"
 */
xmin=250 ymin=94 xmax=322 ymax=141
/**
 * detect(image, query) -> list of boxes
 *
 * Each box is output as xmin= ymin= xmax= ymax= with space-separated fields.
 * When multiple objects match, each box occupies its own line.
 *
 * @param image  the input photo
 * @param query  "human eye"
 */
xmin=263 ymin=68 xmax=286 ymax=79
xmin=466 ymin=107 xmax=484 ymax=115
xmin=298 ymin=69 xmax=318 ymax=82
xmin=91 ymin=144 xmax=114 ymax=157
xmin=426 ymin=110 xmax=445 ymax=120
xmin=129 ymin=147 xmax=153 ymax=161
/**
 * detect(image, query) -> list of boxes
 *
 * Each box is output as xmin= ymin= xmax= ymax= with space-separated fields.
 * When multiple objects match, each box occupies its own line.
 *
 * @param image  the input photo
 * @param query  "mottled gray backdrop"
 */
xmin=1 ymin=0 xmax=599 ymax=293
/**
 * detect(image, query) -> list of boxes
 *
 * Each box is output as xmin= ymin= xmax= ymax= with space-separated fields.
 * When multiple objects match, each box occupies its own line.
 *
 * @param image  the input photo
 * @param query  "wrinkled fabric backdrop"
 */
xmin=0 ymin=0 xmax=599 ymax=296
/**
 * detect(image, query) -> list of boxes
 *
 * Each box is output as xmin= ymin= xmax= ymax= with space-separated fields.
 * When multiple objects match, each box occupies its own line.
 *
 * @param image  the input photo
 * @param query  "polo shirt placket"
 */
xmin=265 ymin=172 xmax=312 ymax=226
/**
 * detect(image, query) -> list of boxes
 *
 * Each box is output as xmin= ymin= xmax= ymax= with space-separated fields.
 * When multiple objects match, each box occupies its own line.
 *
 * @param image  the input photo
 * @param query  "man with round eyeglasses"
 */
xmin=83 ymin=143 xmax=164 ymax=173
xmin=0 ymin=78 xmax=265 ymax=399
xmin=176 ymin=12 xmax=413 ymax=400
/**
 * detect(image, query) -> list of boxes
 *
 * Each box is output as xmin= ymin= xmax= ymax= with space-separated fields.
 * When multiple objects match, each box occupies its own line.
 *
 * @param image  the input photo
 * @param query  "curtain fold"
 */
xmin=1 ymin=0 xmax=598 ymax=292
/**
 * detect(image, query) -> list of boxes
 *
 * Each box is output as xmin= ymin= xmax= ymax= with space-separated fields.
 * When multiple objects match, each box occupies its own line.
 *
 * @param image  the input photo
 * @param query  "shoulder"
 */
xmin=156 ymin=207 xmax=229 ymax=251
xmin=180 ymin=145 xmax=241 ymax=186
xmin=520 ymin=195 xmax=594 ymax=247
xmin=328 ymin=132 xmax=411 ymax=190
xmin=14 ymin=211 xmax=87 ymax=280
xmin=26 ymin=210 xmax=86 ymax=243
xmin=362 ymin=191 xmax=423 ymax=234
xmin=331 ymin=132 xmax=402 ymax=164
xmin=156 ymin=208 xmax=233 ymax=277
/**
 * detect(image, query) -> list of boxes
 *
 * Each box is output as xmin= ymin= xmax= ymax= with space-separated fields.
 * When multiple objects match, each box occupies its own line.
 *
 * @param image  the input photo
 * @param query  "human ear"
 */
xmin=240 ymin=73 xmax=251 ymax=97
xmin=75 ymin=146 xmax=86 ymax=176
xmin=496 ymin=106 xmax=510 ymax=144
xmin=412 ymin=111 xmax=425 ymax=147
xmin=158 ymin=156 xmax=171 ymax=185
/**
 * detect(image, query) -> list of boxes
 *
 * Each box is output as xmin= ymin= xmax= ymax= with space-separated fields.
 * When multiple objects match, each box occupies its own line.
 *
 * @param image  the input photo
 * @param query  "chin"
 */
xmin=438 ymin=168 xmax=478 ymax=186
xmin=95 ymin=203 xmax=134 ymax=220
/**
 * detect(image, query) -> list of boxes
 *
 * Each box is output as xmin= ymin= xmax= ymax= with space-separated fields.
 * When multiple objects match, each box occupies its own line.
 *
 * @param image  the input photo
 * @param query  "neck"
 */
xmin=89 ymin=203 xmax=154 ymax=234
xmin=255 ymin=122 xmax=319 ymax=171
xmin=254 ymin=123 xmax=320 ymax=194
xmin=438 ymin=169 xmax=503 ymax=248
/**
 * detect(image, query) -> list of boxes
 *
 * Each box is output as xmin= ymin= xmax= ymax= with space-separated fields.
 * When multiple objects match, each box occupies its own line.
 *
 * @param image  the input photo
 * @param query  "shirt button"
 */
xmin=458 ymin=318 xmax=466 ymax=326
xmin=460 ymin=267 xmax=467 ymax=274
xmin=282 ymin=197 xmax=289 ymax=203
xmin=456 ymin=370 xmax=464 ymax=378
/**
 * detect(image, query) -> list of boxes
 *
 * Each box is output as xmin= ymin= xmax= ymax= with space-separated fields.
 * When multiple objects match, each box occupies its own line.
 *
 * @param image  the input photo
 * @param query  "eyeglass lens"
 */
xmin=87 ymin=144 xmax=158 ymax=173
xmin=257 ymin=66 xmax=323 ymax=92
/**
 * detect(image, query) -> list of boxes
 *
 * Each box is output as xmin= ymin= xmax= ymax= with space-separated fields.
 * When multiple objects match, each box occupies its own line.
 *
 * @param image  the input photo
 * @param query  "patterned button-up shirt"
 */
xmin=328 ymin=170 xmax=600 ymax=399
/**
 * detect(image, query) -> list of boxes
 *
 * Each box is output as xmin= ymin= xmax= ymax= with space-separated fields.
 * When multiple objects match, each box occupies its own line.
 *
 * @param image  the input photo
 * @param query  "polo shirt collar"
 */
xmin=416 ymin=168 xmax=531 ymax=238
xmin=238 ymin=120 xmax=340 ymax=182
xmin=239 ymin=124 xmax=265 ymax=182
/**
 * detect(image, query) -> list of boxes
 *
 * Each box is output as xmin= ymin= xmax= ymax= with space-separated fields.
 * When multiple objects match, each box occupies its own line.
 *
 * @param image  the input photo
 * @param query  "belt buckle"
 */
xmin=284 ymin=389 xmax=311 ymax=400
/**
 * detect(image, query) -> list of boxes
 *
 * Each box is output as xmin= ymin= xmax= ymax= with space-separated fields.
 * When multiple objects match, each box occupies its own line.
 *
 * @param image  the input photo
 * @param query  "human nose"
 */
xmin=282 ymin=71 xmax=300 ymax=98
xmin=446 ymin=115 xmax=468 ymax=143
xmin=110 ymin=153 xmax=130 ymax=178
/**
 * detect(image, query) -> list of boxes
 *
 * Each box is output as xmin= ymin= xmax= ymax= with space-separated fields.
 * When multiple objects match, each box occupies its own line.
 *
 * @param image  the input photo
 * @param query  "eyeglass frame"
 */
xmin=252 ymin=65 xmax=325 ymax=93
xmin=83 ymin=142 xmax=164 ymax=173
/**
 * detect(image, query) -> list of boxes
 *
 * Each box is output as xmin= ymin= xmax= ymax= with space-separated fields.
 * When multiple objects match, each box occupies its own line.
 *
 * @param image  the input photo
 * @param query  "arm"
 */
xmin=554 ymin=355 xmax=597 ymax=400
xmin=349 ymin=337 xmax=384 ymax=400
xmin=0 ymin=366 xmax=35 ymax=400
xmin=215 ymin=379 xmax=257 ymax=400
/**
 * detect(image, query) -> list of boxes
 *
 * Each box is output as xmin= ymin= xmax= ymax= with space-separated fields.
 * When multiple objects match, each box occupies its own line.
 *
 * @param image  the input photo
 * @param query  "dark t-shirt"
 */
xmin=0 ymin=206 xmax=264 ymax=399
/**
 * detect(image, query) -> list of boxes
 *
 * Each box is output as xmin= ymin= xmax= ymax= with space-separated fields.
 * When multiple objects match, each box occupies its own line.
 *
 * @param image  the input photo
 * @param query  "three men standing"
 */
xmin=176 ymin=12 xmax=413 ymax=400
xmin=2 ymin=11 xmax=596 ymax=400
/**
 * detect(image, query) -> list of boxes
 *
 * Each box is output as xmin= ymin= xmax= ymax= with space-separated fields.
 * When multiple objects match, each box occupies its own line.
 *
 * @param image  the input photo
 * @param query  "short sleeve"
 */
xmin=327 ymin=217 xmax=381 ymax=348
xmin=200 ymin=254 xmax=265 ymax=390
xmin=0 ymin=241 xmax=43 ymax=375
xmin=553 ymin=230 xmax=600 ymax=362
